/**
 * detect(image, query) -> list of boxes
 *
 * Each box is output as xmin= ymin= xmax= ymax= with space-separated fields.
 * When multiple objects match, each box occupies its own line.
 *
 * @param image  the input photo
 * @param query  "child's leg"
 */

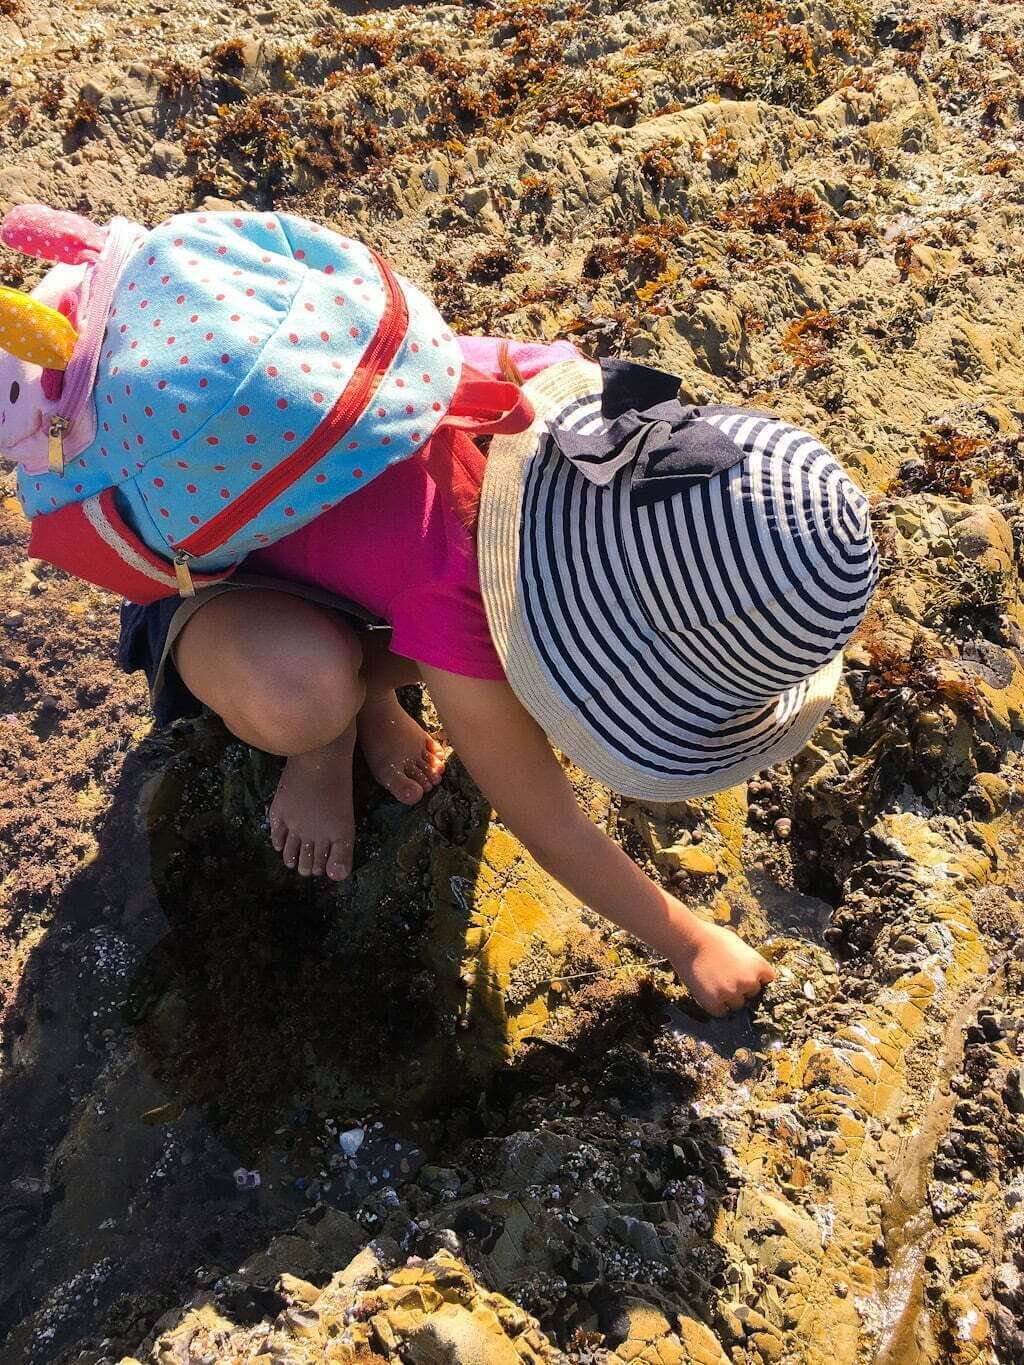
xmin=419 ymin=666 xmax=775 ymax=1017
xmin=173 ymin=590 xmax=442 ymax=879
xmin=356 ymin=632 xmax=447 ymax=801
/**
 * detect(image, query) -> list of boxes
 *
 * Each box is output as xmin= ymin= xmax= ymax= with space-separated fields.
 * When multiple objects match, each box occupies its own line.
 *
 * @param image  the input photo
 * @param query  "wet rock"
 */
xmin=142 ymin=735 xmax=593 ymax=1120
xmin=128 ymin=1248 xmax=558 ymax=1362
xmin=668 ymin=845 xmax=718 ymax=877
xmin=5 ymin=0 xmax=1024 ymax=1361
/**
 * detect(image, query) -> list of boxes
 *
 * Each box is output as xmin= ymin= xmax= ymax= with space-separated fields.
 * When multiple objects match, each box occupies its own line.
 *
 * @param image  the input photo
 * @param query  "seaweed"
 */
xmin=699 ymin=125 xmax=740 ymax=172
xmin=638 ymin=140 xmax=688 ymax=187
xmin=465 ymin=245 xmax=522 ymax=283
xmin=861 ymin=630 xmax=984 ymax=722
xmin=187 ymin=94 xmax=294 ymax=198
xmin=922 ymin=559 xmax=1009 ymax=646
xmin=781 ymin=309 xmax=844 ymax=371
xmin=889 ymin=431 xmax=1024 ymax=504
xmin=720 ymin=186 xmax=865 ymax=255
xmin=65 ymin=96 xmax=99 ymax=138
xmin=581 ymin=221 xmax=688 ymax=283
xmin=533 ymin=73 xmax=640 ymax=130
xmin=703 ymin=0 xmax=874 ymax=110
xmin=517 ymin=171 xmax=558 ymax=214
xmin=311 ymin=25 xmax=402 ymax=70
xmin=888 ymin=18 xmax=931 ymax=73
xmin=152 ymin=60 xmax=202 ymax=99
xmin=39 ymin=77 xmax=65 ymax=115
xmin=209 ymin=39 xmax=247 ymax=74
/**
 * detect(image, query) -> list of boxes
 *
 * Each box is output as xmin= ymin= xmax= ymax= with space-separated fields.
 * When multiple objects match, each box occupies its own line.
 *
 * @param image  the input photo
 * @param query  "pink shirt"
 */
xmin=246 ymin=337 xmax=582 ymax=679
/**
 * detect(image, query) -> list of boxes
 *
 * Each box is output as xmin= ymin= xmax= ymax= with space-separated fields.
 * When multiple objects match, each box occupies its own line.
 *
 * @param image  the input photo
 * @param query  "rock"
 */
xmin=665 ymin=294 xmax=752 ymax=376
xmin=6 ymin=1 xmax=1024 ymax=1362
xmin=675 ymin=1315 xmax=732 ymax=1364
xmin=419 ymin=1164 xmax=461 ymax=1196
xmin=338 ymin=1126 xmax=365 ymax=1157
xmin=970 ymin=772 xmax=1009 ymax=816
xmin=143 ymin=738 xmax=591 ymax=1117
xmin=666 ymin=845 xmax=718 ymax=877
xmin=402 ymin=1305 xmax=524 ymax=1365
xmin=133 ymin=1249 xmax=558 ymax=1361
xmin=461 ymin=186 xmax=491 ymax=216
xmin=148 ymin=140 xmax=185 ymax=173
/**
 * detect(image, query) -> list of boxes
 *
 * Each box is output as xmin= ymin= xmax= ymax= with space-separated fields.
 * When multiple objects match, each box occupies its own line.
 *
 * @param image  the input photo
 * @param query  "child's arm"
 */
xmin=419 ymin=667 xmax=775 ymax=1016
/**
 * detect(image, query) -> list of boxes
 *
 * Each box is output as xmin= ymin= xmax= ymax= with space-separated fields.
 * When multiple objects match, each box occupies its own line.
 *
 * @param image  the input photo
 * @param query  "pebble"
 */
xmin=773 ymin=818 xmax=792 ymax=839
xmin=4 ymin=611 xmax=24 ymax=627
xmin=731 ymin=1048 xmax=760 ymax=1080
xmin=338 ymin=1127 xmax=365 ymax=1156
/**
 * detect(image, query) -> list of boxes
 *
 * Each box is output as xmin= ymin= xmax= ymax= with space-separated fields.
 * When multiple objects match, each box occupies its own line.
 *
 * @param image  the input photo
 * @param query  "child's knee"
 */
xmin=252 ymin=636 xmax=365 ymax=748
xmin=229 ymin=621 xmax=365 ymax=754
xmin=174 ymin=592 xmax=367 ymax=754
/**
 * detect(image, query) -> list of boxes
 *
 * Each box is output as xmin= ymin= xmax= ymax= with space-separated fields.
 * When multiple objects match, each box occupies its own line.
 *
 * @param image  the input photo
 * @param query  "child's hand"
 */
xmin=669 ymin=918 xmax=775 ymax=1017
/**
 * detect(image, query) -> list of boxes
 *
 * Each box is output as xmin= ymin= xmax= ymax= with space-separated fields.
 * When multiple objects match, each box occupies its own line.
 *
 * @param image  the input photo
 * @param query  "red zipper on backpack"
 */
xmin=170 ymin=249 xmax=409 ymax=581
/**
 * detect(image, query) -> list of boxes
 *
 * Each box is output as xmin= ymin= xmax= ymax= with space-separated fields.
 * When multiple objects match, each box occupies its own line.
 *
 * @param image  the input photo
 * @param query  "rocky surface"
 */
xmin=1 ymin=0 xmax=1023 ymax=1361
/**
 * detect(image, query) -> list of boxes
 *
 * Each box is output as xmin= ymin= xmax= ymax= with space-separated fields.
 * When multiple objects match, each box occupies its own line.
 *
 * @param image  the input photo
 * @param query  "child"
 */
xmin=120 ymin=336 xmax=879 ymax=1018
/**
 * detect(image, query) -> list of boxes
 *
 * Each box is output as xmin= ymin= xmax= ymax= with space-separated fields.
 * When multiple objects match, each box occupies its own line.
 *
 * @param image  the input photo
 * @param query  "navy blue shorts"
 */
xmin=117 ymin=596 xmax=200 ymax=728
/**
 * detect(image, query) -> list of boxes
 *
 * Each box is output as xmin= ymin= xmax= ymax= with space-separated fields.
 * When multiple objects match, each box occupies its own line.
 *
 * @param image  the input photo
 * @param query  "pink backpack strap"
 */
xmin=28 ymin=489 xmax=234 ymax=604
xmin=440 ymin=363 xmax=535 ymax=437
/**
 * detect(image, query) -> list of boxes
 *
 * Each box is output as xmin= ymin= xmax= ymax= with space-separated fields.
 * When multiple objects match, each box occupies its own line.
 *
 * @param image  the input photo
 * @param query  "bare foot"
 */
xmin=358 ymin=690 xmax=446 ymax=804
xmin=668 ymin=917 xmax=776 ymax=1016
xmin=269 ymin=727 xmax=356 ymax=880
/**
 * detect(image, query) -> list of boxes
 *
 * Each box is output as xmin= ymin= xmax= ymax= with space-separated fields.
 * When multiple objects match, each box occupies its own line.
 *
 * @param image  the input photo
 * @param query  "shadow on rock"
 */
xmin=0 ymin=709 xmax=744 ymax=1361
xmin=0 ymin=721 xmax=312 ymax=1363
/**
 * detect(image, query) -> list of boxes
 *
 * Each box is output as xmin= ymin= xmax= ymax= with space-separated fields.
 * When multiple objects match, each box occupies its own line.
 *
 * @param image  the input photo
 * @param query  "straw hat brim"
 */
xmin=477 ymin=359 xmax=844 ymax=801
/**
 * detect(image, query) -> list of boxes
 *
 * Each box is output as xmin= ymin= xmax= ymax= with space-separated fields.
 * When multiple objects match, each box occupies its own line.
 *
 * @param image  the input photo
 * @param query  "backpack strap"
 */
xmin=28 ymin=488 xmax=234 ymax=604
xmin=439 ymin=362 xmax=535 ymax=437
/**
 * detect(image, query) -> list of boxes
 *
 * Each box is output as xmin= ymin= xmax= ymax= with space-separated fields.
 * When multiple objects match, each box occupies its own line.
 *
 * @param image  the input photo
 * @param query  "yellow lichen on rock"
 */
xmin=130 ymin=1250 xmax=558 ymax=1364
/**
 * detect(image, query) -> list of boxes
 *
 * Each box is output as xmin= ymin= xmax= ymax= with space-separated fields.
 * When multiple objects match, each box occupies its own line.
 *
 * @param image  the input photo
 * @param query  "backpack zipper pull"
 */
xmin=173 ymin=551 xmax=196 ymax=597
xmin=48 ymin=415 xmax=69 ymax=475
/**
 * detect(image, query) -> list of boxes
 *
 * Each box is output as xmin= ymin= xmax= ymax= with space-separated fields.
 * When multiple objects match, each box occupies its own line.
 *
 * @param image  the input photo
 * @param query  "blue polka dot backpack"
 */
xmin=0 ymin=205 xmax=531 ymax=601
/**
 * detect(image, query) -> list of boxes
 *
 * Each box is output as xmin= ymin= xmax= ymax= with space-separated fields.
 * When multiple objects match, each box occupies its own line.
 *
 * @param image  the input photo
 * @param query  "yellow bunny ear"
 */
xmin=0 ymin=286 xmax=78 ymax=370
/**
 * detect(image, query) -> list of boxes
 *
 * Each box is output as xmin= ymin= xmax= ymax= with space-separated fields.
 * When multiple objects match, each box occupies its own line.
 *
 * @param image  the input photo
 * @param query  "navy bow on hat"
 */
xmin=547 ymin=358 xmax=766 ymax=504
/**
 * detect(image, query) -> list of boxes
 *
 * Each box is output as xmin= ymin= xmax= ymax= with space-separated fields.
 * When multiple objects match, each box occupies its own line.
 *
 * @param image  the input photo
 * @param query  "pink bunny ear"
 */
xmin=40 ymin=290 xmax=80 ymax=400
xmin=2 ymin=204 xmax=105 ymax=265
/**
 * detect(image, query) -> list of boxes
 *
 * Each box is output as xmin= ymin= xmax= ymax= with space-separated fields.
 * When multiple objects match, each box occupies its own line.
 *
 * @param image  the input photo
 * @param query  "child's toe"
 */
xmin=282 ymin=831 xmax=301 ymax=869
xmin=406 ymin=755 xmax=432 ymax=785
xmin=423 ymin=744 xmax=446 ymax=781
xmin=297 ymin=839 xmax=317 ymax=877
xmin=327 ymin=840 xmax=351 ymax=880
xmin=311 ymin=840 xmax=332 ymax=877
xmin=296 ymin=835 xmax=316 ymax=879
xmin=391 ymin=769 xmax=424 ymax=803
xmin=270 ymin=816 xmax=287 ymax=852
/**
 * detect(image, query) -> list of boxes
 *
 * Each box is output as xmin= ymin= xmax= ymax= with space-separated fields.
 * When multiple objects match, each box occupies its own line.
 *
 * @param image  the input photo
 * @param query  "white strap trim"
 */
xmin=81 ymin=496 xmax=179 ymax=586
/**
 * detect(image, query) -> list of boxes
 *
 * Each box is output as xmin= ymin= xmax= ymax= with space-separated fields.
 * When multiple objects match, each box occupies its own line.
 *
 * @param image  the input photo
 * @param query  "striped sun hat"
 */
xmin=478 ymin=358 xmax=879 ymax=800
